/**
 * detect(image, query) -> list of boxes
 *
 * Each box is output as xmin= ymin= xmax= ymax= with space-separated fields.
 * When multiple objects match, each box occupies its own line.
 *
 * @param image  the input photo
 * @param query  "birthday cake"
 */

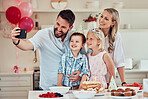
xmin=82 ymin=81 xmax=105 ymax=93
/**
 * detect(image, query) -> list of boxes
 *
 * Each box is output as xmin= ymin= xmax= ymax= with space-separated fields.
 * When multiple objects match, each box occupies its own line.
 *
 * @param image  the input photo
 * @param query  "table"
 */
xmin=28 ymin=90 xmax=143 ymax=99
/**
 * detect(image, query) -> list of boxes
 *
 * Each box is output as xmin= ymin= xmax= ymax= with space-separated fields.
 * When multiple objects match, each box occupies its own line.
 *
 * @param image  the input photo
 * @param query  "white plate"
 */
xmin=138 ymin=90 xmax=143 ymax=92
xmin=95 ymin=93 xmax=106 ymax=96
xmin=111 ymin=95 xmax=135 ymax=99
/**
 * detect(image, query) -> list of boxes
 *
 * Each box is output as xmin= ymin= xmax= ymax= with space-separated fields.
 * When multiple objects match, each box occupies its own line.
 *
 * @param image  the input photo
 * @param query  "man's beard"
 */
xmin=54 ymin=28 xmax=69 ymax=38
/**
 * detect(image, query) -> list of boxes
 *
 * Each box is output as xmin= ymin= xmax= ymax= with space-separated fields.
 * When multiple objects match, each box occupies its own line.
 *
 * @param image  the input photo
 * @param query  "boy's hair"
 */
xmin=70 ymin=32 xmax=86 ymax=44
xmin=57 ymin=9 xmax=75 ymax=27
xmin=88 ymin=28 xmax=106 ymax=51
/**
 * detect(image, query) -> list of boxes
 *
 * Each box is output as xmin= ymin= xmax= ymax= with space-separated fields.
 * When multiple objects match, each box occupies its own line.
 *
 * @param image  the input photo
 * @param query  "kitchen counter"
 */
xmin=125 ymin=69 xmax=148 ymax=73
xmin=0 ymin=71 xmax=33 ymax=99
xmin=0 ymin=70 xmax=33 ymax=75
xmin=28 ymin=90 xmax=142 ymax=99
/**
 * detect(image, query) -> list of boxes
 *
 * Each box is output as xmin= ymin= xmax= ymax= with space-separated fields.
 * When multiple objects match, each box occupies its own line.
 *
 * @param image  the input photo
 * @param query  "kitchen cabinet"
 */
xmin=115 ymin=69 xmax=148 ymax=87
xmin=0 ymin=71 xmax=33 ymax=99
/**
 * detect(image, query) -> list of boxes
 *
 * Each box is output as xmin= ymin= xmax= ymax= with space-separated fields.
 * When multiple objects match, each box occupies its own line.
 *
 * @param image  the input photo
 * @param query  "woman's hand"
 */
xmin=68 ymin=71 xmax=81 ymax=84
xmin=122 ymin=83 xmax=127 ymax=87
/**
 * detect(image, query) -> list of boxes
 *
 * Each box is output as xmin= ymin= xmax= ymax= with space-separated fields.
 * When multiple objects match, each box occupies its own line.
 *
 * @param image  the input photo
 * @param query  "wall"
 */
xmin=0 ymin=30 xmax=40 ymax=72
xmin=120 ymin=29 xmax=148 ymax=67
xmin=0 ymin=0 xmax=148 ymax=72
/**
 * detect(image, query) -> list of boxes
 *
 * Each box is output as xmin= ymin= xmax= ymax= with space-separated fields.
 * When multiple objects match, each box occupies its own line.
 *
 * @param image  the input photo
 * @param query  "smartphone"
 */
xmin=15 ymin=29 xmax=27 ymax=39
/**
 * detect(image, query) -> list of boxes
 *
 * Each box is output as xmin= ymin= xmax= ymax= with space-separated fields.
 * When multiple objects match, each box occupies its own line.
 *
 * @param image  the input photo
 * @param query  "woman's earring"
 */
xmin=111 ymin=25 xmax=114 ymax=28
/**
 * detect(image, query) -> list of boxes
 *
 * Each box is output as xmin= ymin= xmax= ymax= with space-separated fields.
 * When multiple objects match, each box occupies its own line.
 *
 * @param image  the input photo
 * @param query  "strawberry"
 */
xmin=87 ymin=17 xmax=92 ymax=22
xmin=126 ymin=84 xmax=134 ymax=87
xmin=93 ymin=17 xmax=97 ymax=22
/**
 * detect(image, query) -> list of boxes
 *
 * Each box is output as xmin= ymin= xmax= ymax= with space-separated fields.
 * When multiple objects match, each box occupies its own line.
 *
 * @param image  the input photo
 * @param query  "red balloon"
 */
xmin=6 ymin=6 xmax=21 ymax=24
xmin=18 ymin=17 xmax=34 ymax=33
xmin=17 ymin=0 xmax=23 ymax=2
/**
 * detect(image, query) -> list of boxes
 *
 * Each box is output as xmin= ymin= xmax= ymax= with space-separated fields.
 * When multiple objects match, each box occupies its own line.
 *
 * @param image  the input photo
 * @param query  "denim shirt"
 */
xmin=58 ymin=49 xmax=90 ymax=87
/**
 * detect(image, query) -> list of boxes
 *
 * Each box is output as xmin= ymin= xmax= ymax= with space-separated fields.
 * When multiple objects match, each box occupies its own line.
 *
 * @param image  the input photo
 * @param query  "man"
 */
xmin=11 ymin=9 xmax=81 ymax=90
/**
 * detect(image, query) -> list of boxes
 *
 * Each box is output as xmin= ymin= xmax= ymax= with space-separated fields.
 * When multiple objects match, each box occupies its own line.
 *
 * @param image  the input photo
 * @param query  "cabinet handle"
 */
xmin=0 ymin=88 xmax=1 ymax=91
xmin=0 ymin=78 xmax=1 ymax=80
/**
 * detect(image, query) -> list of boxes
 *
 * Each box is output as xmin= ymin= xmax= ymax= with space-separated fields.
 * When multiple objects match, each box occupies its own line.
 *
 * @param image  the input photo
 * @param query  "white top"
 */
xmin=29 ymin=26 xmax=73 ymax=89
xmin=105 ymin=32 xmax=125 ymax=68
xmin=105 ymin=32 xmax=125 ymax=82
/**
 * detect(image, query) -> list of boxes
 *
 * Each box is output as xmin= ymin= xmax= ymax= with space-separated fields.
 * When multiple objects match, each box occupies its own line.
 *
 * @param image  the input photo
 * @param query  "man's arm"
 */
xmin=57 ymin=73 xmax=63 ymax=86
xmin=11 ymin=27 xmax=34 ymax=50
xmin=68 ymin=71 xmax=81 ymax=84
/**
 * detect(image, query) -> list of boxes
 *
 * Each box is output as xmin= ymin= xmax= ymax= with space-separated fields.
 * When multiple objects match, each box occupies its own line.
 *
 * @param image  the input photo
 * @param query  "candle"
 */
xmin=94 ymin=77 xmax=96 ymax=81
xmin=86 ymin=76 xmax=89 ymax=81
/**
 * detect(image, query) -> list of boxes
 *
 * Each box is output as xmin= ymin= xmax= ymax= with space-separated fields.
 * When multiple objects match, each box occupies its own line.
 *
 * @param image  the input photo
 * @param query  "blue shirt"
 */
xmin=58 ymin=49 xmax=90 ymax=87
xmin=29 ymin=26 xmax=74 ymax=89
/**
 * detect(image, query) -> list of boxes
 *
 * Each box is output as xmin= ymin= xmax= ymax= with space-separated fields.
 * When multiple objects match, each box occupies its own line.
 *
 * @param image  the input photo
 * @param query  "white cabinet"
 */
xmin=115 ymin=70 xmax=148 ymax=87
xmin=0 ymin=72 xmax=33 ymax=99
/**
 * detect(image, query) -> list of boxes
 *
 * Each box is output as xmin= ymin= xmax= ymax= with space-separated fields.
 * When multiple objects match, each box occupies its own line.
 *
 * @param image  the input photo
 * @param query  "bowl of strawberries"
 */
xmin=39 ymin=91 xmax=63 ymax=99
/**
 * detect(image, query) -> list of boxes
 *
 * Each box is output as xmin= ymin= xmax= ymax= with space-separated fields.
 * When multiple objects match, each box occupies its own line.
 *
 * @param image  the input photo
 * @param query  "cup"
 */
xmin=123 ymin=24 xmax=131 ymax=29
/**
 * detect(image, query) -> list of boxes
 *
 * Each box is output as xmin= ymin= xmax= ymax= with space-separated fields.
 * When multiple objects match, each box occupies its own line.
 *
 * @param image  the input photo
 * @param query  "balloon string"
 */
xmin=16 ymin=47 xmax=18 ymax=66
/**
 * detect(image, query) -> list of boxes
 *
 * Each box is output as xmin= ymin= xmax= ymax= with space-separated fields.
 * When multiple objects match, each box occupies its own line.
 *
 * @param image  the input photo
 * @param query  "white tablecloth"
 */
xmin=28 ymin=90 xmax=142 ymax=99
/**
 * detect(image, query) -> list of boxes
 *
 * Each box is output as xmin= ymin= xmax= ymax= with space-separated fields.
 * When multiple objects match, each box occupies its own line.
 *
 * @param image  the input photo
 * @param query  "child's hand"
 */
xmin=77 ymin=88 xmax=82 ymax=91
xmin=77 ymin=85 xmax=82 ymax=91
xmin=57 ymin=84 xmax=63 ymax=86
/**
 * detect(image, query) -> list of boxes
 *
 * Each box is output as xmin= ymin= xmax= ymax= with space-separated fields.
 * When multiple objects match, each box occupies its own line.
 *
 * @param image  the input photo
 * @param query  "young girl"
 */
xmin=86 ymin=28 xmax=115 ymax=88
xmin=57 ymin=32 xmax=90 ymax=90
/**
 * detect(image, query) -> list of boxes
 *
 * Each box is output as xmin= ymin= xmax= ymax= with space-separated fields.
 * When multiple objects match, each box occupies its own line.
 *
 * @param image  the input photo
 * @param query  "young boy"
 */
xmin=57 ymin=32 xmax=90 ymax=90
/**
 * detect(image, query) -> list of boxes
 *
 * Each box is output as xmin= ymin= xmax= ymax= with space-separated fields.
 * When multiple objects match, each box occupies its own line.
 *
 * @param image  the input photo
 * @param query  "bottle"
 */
xmin=35 ymin=14 xmax=39 ymax=30
xmin=0 ymin=14 xmax=1 ymax=30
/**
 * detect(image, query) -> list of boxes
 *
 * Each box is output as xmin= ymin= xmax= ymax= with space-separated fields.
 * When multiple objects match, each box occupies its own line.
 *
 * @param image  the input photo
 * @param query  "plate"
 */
xmin=138 ymin=90 xmax=143 ymax=92
xmin=95 ymin=93 xmax=106 ymax=96
xmin=111 ymin=95 xmax=135 ymax=99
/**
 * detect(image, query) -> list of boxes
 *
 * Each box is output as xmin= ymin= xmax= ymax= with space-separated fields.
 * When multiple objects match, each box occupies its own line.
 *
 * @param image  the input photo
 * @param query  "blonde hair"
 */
xmin=89 ymin=28 xmax=106 ymax=51
xmin=104 ymin=8 xmax=119 ymax=53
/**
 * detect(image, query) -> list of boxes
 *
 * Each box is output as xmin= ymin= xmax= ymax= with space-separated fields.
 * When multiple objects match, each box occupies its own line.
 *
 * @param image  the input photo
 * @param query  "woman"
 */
xmin=99 ymin=8 xmax=127 ymax=86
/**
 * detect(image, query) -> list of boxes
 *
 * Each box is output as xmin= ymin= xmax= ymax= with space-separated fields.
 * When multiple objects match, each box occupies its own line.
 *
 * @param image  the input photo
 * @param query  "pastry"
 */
xmin=82 ymin=81 xmax=103 ymax=93
xmin=124 ymin=91 xmax=132 ymax=96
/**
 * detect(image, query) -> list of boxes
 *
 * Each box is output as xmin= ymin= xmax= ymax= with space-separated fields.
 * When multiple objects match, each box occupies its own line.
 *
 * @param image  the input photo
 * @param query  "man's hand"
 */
xmin=11 ymin=27 xmax=20 ymax=40
xmin=68 ymin=71 xmax=81 ymax=84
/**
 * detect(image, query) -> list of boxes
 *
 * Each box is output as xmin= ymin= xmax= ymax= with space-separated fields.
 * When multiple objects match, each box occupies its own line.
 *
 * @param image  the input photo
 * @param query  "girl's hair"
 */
xmin=89 ymin=28 xmax=105 ymax=51
xmin=69 ymin=32 xmax=86 ymax=44
xmin=104 ymin=8 xmax=119 ymax=53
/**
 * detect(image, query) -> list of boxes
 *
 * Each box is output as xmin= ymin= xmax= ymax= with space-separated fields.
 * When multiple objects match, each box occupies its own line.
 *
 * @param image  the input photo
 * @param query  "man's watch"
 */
xmin=13 ymin=39 xmax=20 ymax=46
